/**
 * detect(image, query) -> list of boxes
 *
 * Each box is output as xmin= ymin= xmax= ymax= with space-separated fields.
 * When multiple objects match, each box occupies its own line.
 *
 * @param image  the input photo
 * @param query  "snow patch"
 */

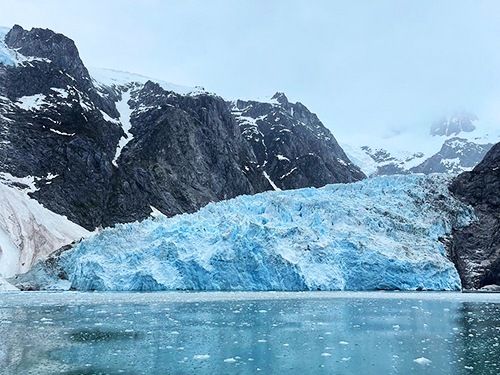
xmin=263 ymin=171 xmax=281 ymax=191
xmin=150 ymin=206 xmax=165 ymax=218
xmin=49 ymin=128 xmax=75 ymax=137
xmin=50 ymin=88 xmax=68 ymax=99
xmin=16 ymin=94 xmax=47 ymax=111
xmin=112 ymin=90 xmax=134 ymax=167
xmin=276 ymin=154 xmax=290 ymax=162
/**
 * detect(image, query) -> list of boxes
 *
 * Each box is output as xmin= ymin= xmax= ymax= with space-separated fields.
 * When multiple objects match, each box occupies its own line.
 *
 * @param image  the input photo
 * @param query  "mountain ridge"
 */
xmin=0 ymin=25 xmax=364 ymax=276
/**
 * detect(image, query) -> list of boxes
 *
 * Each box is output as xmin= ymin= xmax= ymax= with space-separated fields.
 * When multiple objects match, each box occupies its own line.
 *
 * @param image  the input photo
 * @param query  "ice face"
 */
xmin=47 ymin=174 xmax=474 ymax=291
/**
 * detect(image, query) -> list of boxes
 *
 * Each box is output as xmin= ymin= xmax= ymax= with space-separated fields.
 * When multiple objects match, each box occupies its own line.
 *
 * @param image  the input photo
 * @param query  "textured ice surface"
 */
xmin=30 ymin=174 xmax=475 ymax=292
xmin=0 ymin=26 xmax=16 ymax=66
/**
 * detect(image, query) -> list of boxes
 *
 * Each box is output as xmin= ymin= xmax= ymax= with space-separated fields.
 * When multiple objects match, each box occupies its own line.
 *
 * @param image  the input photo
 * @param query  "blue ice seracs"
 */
xmin=36 ymin=174 xmax=476 ymax=291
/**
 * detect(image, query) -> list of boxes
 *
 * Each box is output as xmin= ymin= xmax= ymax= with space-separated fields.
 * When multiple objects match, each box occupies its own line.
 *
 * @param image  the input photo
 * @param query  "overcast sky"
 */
xmin=1 ymin=0 xmax=499 ymax=143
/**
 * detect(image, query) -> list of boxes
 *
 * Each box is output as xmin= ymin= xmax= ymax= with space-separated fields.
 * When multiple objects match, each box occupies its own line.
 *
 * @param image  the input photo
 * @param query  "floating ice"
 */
xmin=414 ymin=357 xmax=432 ymax=365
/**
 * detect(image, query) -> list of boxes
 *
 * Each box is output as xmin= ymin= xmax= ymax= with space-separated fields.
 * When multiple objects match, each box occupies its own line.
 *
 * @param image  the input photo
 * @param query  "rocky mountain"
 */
xmin=0 ymin=25 xmax=364 ymax=276
xmin=448 ymin=141 xmax=500 ymax=290
xmin=410 ymin=137 xmax=493 ymax=174
xmin=344 ymin=111 xmax=496 ymax=177
xmin=430 ymin=110 xmax=477 ymax=137
xmin=232 ymin=92 xmax=364 ymax=190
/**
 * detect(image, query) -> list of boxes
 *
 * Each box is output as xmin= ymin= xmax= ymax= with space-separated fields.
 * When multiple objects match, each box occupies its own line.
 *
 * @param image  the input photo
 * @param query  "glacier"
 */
xmin=17 ymin=174 xmax=475 ymax=291
xmin=0 ymin=175 xmax=89 ymax=278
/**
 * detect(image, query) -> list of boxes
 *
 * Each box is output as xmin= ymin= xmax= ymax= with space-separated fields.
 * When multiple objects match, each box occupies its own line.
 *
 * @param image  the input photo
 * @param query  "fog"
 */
xmin=1 ymin=0 xmax=499 ymax=144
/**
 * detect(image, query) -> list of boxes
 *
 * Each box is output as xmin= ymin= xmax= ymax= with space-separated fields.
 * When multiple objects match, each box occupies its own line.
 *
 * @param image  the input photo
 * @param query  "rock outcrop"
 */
xmin=449 ymin=142 xmax=500 ymax=290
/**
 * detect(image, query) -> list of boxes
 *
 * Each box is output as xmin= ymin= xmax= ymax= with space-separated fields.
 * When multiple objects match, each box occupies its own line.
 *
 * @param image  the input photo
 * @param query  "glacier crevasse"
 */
xmin=23 ymin=174 xmax=475 ymax=291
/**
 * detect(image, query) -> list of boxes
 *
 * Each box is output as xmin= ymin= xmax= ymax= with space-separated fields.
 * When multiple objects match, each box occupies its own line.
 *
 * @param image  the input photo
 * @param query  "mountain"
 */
xmin=343 ymin=111 xmax=497 ymax=177
xmin=10 ymin=174 xmax=474 ymax=291
xmin=410 ymin=137 xmax=493 ymax=174
xmin=448 ymin=142 xmax=500 ymax=290
xmin=232 ymin=92 xmax=364 ymax=190
xmin=0 ymin=25 xmax=364 ymax=276
xmin=430 ymin=110 xmax=477 ymax=137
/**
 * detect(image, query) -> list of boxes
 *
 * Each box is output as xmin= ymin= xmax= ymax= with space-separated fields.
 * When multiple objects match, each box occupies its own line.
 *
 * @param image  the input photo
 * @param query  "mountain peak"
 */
xmin=4 ymin=24 xmax=90 ymax=83
xmin=271 ymin=92 xmax=289 ymax=106
xmin=430 ymin=110 xmax=478 ymax=137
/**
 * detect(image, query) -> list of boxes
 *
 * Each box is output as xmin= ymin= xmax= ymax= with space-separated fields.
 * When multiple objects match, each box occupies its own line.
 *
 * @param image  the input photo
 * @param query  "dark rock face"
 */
xmin=232 ymin=92 xmax=365 ymax=190
xmin=0 ymin=25 xmax=364 ymax=231
xmin=449 ymin=142 xmax=500 ymax=290
xmin=430 ymin=110 xmax=477 ymax=137
xmin=411 ymin=137 xmax=493 ymax=175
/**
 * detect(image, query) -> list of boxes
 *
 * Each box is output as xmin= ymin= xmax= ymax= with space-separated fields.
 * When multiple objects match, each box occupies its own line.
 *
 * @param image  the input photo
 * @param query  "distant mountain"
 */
xmin=344 ymin=111 xmax=496 ymax=177
xmin=430 ymin=110 xmax=478 ymax=137
xmin=0 ymin=25 xmax=364 ymax=276
xmin=410 ymin=137 xmax=493 ymax=174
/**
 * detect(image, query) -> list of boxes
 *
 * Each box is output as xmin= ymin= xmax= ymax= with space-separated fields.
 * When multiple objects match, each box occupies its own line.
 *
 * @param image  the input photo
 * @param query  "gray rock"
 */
xmin=0 ymin=25 xmax=364 ymax=232
xmin=448 ymin=142 xmax=500 ymax=290
xmin=411 ymin=137 xmax=493 ymax=174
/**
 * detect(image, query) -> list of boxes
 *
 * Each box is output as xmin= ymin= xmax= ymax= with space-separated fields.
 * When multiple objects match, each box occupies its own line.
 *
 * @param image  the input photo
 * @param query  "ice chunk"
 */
xmin=414 ymin=357 xmax=432 ymax=365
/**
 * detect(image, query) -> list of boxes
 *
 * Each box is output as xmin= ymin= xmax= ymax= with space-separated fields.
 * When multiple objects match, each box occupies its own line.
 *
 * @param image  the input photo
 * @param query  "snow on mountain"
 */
xmin=89 ymin=67 xmax=206 ymax=96
xmin=0 ymin=26 xmax=51 ymax=66
xmin=111 ymin=90 xmax=133 ymax=167
xmin=0 ymin=174 xmax=89 ymax=278
xmin=15 ymin=174 xmax=475 ymax=291
xmin=341 ymin=112 xmax=499 ymax=177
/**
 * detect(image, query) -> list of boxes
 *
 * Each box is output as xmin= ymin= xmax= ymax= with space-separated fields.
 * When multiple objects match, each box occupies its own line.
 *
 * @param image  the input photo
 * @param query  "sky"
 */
xmin=1 ymin=0 xmax=500 ymax=145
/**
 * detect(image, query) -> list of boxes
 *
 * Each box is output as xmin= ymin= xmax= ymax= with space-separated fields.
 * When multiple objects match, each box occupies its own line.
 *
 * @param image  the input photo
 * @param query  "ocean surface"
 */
xmin=0 ymin=291 xmax=499 ymax=374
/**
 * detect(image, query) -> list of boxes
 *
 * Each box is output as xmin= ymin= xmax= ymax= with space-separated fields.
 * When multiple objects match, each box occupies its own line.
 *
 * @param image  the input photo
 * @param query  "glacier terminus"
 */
xmin=13 ymin=174 xmax=475 ymax=292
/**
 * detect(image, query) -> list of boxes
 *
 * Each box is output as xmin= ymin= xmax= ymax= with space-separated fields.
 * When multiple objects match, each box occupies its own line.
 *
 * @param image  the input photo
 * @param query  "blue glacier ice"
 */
xmin=0 ymin=27 xmax=17 ymax=66
xmin=24 ymin=174 xmax=475 ymax=291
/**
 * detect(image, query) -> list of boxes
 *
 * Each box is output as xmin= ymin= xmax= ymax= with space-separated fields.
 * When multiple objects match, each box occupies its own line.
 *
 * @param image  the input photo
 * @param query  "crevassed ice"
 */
xmin=52 ymin=174 xmax=474 ymax=291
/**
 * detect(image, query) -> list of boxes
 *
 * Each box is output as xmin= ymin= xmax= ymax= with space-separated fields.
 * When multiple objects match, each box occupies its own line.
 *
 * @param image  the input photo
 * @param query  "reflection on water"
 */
xmin=0 ymin=291 xmax=499 ymax=374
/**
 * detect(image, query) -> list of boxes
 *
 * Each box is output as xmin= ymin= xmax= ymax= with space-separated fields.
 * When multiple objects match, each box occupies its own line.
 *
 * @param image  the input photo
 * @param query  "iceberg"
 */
xmin=16 ymin=174 xmax=475 ymax=291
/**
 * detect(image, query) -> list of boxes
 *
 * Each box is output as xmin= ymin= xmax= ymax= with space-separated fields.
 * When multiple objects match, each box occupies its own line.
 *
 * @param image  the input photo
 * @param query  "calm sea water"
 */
xmin=0 ymin=291 xmax=499 ymax=374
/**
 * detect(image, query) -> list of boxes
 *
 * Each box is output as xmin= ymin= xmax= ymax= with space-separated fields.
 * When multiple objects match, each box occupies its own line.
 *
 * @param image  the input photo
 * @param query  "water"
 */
xmin=0 ymin=291 xmax=499 ymax=374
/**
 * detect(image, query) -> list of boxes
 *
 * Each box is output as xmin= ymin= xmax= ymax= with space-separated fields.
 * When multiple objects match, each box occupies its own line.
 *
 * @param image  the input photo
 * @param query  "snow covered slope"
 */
xmin=341 ymin=111 xmax=498 ymax=177
xmin=0 ymin=175 xmax=89 ymax=278
xmin=17 ymin=174 xmax=475 ymax=291
xmin=89 ymin=67 xmax=206 ymax=96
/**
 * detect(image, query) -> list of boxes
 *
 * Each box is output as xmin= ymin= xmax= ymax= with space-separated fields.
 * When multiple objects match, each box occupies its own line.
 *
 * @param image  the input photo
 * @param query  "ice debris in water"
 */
xmin=414 ymin=357 xmax=432 ymax=365
xmin=27 ymin=174 xmax=475 ymax=291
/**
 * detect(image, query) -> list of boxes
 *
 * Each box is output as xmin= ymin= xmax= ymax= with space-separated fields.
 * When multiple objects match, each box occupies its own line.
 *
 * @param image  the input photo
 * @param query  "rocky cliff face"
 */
xmin=0 ymin=25 xmax=364 ymax=235
xmin=448 ymin=142 xmax=500 ymax=290
xmin=232 ymin=93 xmax=364 ymax=190
xmin=411 ymin=137 xmax=493 ymax=175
